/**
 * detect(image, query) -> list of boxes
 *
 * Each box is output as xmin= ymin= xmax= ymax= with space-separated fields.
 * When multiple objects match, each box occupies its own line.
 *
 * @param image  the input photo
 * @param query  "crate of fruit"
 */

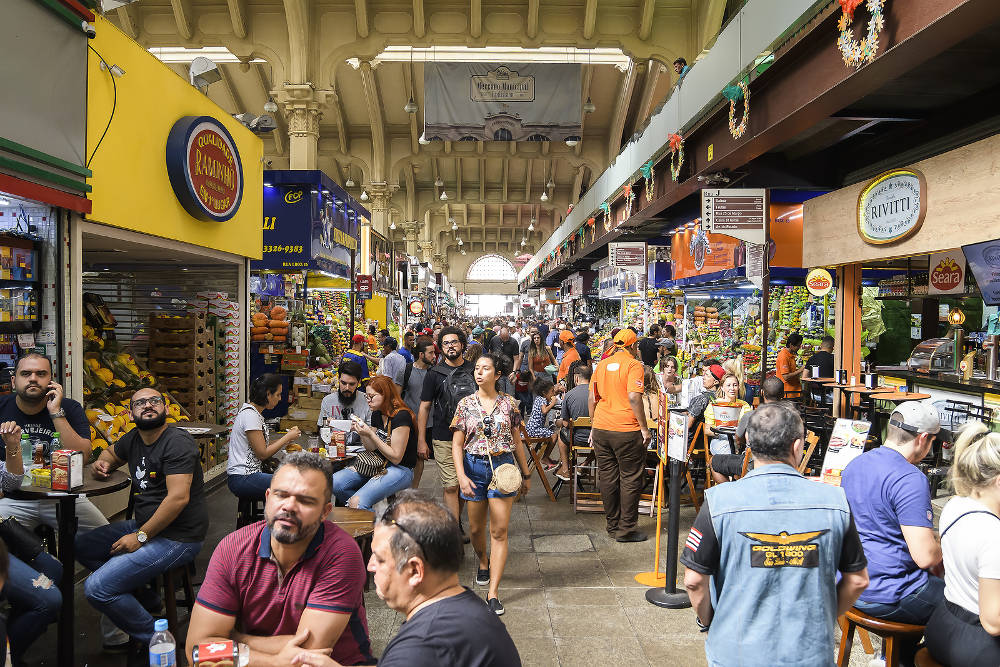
xmin=149 ymin=359 xmax=195 ymax=375
xmin=149 ymin=331 xmax=195 ymax=345
xmin=148 ymin=344 xmax=195 ymax=361
xmin=150 ymin=314 xmax=196 ymax=330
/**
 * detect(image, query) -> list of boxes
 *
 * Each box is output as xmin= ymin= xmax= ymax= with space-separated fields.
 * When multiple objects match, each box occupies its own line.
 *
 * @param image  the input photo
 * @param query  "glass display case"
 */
xmin=906 ymin=338 xmax=954 ymax=373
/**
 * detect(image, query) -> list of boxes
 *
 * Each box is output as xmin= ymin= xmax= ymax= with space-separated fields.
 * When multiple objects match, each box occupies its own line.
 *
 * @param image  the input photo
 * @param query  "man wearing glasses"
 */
xmin=290 ymin=491 xmax=519 ymax=667
xmin=418 ymin=327 xmax=476 ymax=525
xmin=77 ymin=387 xmax=208 ymax=662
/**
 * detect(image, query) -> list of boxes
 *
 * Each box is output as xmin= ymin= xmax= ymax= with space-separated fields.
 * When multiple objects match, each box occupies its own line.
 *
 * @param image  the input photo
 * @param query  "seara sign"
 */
xmin=166 ymin=116 xmax=244 ymax=222
xmin=856 ymin=168 xmax=926 ymax=245
xmin=806 ymin=268 xmax=834 ymax=297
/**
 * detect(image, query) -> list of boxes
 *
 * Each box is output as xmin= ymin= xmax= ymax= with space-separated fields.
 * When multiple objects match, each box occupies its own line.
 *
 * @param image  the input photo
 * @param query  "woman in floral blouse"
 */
xmin=452 ymin=352 xmax=531 ymax=616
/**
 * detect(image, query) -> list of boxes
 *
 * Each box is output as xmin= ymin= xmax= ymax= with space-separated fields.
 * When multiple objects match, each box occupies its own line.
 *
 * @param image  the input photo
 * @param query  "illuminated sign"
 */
xmin=166 ymin=116 xmax=243 ymax=222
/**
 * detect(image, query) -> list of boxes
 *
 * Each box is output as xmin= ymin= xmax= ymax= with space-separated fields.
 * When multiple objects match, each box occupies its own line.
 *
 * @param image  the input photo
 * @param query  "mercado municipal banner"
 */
xmin=424 ymin=63 xmax=582 ymax=142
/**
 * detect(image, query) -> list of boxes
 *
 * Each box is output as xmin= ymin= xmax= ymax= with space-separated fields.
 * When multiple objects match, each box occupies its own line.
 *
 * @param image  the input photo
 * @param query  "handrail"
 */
xmin=517 ymin=0 xmax=831 ymax=284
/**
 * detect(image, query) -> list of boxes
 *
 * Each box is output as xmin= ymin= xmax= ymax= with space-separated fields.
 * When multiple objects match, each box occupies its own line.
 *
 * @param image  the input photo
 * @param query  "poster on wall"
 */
xmin=671 ymin=222 xmax=739 ymax=280
xmin=928 ymin=250 xmax=967 ymax=295
xmin=962 ymin=240 xmax=1000 ymax=305
xmin=820 ymin=419 xmax=871 ymax=485
xmin=424 ymin=63 xmax=582 ymax=142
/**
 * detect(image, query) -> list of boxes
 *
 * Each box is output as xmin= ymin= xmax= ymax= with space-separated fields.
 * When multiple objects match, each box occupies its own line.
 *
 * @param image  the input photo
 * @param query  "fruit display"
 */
xmin=304 ymin=368 xmax=337 ymax=385
xmin=310 ymin=325 xmax=334 ymax=367
xmin=251 ymin=304 xmax=289 ymax=342
xmin=766 ymin=285 xmax=835 ymax=367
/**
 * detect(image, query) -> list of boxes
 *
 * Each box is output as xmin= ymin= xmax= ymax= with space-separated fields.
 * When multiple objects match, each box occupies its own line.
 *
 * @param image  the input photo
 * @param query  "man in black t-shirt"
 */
xmin=638 ymin=325 xmax=661 ymax=367
xmin=76 ymin=387 xmax=207 ymax=654
xmin=368 ymin=492 xmax=519 ymax=665
xmin=804 ymin=336 xmax=836 ymax=404
xmin=418 ymin=327 xmax=475 ymax=525
xmin=487 ymin=327 xmax=520 ymax=390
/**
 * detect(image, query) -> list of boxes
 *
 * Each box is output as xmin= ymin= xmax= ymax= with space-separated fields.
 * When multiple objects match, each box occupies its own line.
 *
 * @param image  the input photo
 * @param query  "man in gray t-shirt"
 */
xmin=560 ymin=364 xmax=593 ymax=448
xmin=379 ymin=337 xmax=407 ymax=383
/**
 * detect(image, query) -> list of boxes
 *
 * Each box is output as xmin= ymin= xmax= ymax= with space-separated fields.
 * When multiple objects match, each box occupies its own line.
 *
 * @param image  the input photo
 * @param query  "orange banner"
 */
xmin=671 ymin=221 xmax=740 ymax=280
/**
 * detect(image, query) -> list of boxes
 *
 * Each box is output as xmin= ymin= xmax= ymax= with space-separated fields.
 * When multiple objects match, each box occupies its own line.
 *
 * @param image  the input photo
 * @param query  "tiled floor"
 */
xmin=29 ymin=464 xmax=877 ymax=665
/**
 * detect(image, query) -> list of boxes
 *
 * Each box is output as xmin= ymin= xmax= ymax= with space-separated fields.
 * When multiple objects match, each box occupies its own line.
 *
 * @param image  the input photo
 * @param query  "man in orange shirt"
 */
xmin=556 ymin=330 xmax=580 ymax=384
xmin=776 ymin=333 xmax=804 ymax=393
xmin=588 ymin=329 xmax=650 ymax=542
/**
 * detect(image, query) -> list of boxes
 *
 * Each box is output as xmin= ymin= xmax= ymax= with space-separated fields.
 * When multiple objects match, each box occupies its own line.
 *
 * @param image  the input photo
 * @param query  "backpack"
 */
xmin=400 ymin=362 xmax=414 ymax=399
xmin=435 ymin=363 xmax=477 ymax=419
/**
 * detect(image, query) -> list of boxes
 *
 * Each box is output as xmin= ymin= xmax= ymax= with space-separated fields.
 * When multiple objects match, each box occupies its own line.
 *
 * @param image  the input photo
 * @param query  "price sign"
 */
xmin=701 ymin=188 xmax=767 ymax=245
xmin=356 ymin=274 xmax=373 ymax=300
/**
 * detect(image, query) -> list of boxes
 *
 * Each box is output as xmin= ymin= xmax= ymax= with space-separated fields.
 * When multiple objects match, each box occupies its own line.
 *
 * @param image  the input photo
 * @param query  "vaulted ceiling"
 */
xmin=108 ymin=0 xmax=727 ymax=278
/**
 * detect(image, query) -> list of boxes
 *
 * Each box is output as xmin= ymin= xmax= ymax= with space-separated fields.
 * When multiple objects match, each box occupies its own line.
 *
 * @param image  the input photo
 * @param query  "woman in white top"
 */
xmin=925 ymin=421 xmax=1000 ymax=665
xmin=227 ymin=374 xmax=301 ymax=500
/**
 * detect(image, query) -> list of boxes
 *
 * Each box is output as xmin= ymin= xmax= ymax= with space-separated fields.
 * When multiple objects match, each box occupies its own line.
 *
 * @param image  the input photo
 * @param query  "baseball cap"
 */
xmin=612 ymin=329 xmax=637 ymax=346
xmin=657 ymin=337 xmax=676 ymax=349
xmin=707 ymin=364 xmax=725 ymax=381
xmin=351 ymin=334 xmax=365 ymax=344
xmin=559 ymin=330 xmax=576 ymax=343
xmin=889 ymin=400 xmax=941 ymax=435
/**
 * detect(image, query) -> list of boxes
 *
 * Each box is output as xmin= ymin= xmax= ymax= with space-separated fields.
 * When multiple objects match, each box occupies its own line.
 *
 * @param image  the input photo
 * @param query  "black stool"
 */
xmin=157 ymin=561 xmax=198 ymax=641
xmin=236 ymin=497 xmax=265 ymax=528
xmin=34 ymin=524 xmax=58 ymax=558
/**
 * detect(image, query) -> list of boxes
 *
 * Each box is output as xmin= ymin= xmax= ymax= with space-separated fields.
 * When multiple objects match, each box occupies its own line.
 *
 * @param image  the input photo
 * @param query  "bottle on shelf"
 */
xmin=149 ymin=618 xmax=176 ymax=667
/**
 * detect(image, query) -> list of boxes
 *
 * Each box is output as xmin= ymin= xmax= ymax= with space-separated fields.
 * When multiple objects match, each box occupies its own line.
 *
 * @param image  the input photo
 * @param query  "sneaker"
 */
xmin=554 ymin=470 xmax=570 ymax=481
xmin=476 ymin=563 xmax=490 ymax=586
xmin=488 ymin=597 xmax=505 ymax=616
xmin=616 ymin=531 xmax=649 ymax=543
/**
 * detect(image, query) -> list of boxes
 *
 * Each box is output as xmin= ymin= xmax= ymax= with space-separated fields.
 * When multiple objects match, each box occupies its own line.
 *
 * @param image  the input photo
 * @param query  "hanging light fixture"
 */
xmin=528 ymin=218 xmax=535 ymax=231
xmin=546 ymin=178 xmax=555 ymax=189
xmin=418 ymin=132 xmax=430 ymax=145
xmin=583 ymin=97 xmax=596 ymax=114
xmin=434 ymin=177 xmax=444 ymax=187
xmin=457 ymin=237 xmax=463 ymax=246
xmin=345 ymin=176 xmax=356 ymax=188
xmin=565 ymin=138 xmax=578 ymax=147
xmin=461 ymin=248 xmax=466 ymax=255
xmin=440 ymin=190 xmax=449 ymax=201
xmin=264 ymin=97 xmax=278 ymax=114
xmin=404 ymin=96 xmax=418 ymax=114
xmin=389 ymin=220 xmax=397 ymax=230
xmin=520 ymin=238 xmax=526 ymax=246
xmin=540 ymin=191 xmax=548 ymax=202
xmin=360 ymin=190 xmax=370 ymax=202
xmin=451 ymin=220 xmax=458 ymax=231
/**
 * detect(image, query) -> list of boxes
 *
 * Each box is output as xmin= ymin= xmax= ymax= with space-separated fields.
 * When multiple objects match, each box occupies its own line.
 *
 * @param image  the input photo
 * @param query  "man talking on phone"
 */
xmin=0 ymin=353 xmax=104 ymax=529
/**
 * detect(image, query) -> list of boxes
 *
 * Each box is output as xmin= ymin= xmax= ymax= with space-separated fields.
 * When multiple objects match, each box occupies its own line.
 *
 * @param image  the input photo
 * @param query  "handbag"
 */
xmin=487 ymin=450 xmax=523 ymax=495
xmin=353 ymin=415 xmax=388 ymax=478
xmin=0 ymin=515 xmax=44 ymax=562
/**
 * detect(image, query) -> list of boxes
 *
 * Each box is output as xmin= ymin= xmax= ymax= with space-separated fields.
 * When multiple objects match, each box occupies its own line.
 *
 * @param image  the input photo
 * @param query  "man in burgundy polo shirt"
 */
xmin=186 ymin=452 xmax=373 ymax=665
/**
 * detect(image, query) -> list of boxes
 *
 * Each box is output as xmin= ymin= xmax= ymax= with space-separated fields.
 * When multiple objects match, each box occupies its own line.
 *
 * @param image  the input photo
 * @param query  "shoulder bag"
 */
xmin=354 ymin=413 xmax=388 ymax=478
xmin=0 ymin=515 xmax=44 ymax=562
xmin=477 ymin=396 xmax=522 ymax=495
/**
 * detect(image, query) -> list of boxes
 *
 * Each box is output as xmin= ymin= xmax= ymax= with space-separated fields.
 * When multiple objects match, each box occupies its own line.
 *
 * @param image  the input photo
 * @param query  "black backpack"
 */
xmin=400 ymin=362 xmax=414 ymax=399
xmin=435 ymin=363 xmax=477 ymax=419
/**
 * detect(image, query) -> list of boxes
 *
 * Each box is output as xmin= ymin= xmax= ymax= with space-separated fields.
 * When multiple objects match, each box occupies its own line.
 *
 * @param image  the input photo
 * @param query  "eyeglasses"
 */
xmin=386 ymin=517 xmax=426 ymax=559
xmin=365 ymin=393 xmax=377 ymax=402
xmin=441 ymin=339 xmax=462 ymax=347
xmin=131 ymin=396 xmax=164 ymax=408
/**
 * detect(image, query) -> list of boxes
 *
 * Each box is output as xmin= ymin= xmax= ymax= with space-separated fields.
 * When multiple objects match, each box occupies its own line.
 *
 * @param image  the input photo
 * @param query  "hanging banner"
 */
xmin=671 ymin=223 xmax=740 ymax=280
xmin=963 ymin=239 xmax=1000 ymax=306
xmin=746 ymin=243 xmax=765 ymax=288
xmin=424 ymin=63 xmax=582 ymax=142
xmin=927 ymin=250 xmax=967 ymax=295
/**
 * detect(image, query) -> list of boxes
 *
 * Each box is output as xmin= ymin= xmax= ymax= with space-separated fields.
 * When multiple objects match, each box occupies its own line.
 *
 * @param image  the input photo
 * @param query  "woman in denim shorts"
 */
xmin=452 ymin=352 xmax=531 ymax=616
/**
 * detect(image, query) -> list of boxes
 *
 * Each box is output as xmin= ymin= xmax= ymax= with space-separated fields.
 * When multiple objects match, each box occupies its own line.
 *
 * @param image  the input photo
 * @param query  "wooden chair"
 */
xmin=837 ymin=608 xmax=926 ymax=667
xmin=735 ymin=447 xmax=752 ymax=479
xmin=684 ymin=422 xmax=705 ymax=512
xmin=914 ymin=648 xmax=944 ymax=667
xmin=797 ymin=430 xmax=820 ymax=475
xmin=561 ymin=417 xmax=592 ymax=503
xmin=517 ymin=423 xmax=557 ymax=502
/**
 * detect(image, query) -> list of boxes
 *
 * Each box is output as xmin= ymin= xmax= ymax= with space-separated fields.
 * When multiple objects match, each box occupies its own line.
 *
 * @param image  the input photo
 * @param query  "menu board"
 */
xmin=666 ymin=409 xmax=688 ymax=462
xmin=820 ymin=419 xmax=871 ymax=486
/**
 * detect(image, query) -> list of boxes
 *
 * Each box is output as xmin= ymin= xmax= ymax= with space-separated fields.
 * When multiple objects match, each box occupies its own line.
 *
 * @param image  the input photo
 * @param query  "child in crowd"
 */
xmin=527 ymin=377 xmax=562 ymax=476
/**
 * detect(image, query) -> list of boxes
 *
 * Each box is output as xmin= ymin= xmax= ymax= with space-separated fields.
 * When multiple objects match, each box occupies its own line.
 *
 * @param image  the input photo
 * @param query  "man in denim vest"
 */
xmin=682 ymin=403 xmax=869 ymax=666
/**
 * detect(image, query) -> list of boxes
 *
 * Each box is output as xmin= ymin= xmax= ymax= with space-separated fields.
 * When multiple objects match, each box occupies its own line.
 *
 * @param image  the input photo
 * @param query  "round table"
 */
xmin=176 ymin=421 xmax=230 ymax=438
xmin=870 ymin=391 xmax=932 ymax=403
xmin=824 ymin=384 xmax=887 ymax=422
xmin=11 ymin=467 xmax=131 ymax=667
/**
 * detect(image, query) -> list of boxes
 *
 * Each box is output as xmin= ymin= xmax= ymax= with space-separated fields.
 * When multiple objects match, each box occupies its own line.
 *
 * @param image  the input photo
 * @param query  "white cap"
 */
xmin=889 ymin=400 xmax=941 ymax=435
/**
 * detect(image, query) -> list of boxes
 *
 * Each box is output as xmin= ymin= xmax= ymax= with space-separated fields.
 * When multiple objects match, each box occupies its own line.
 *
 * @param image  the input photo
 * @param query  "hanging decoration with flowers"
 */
xmin=837 ymin=0 xmax=886 ymax=69
xmin=623 ymin=184 xmax=636 ymax=221
xmin=668 ymin=133 xmax=685 ymax=181
xmin=640 ymin=159 xmax=655 ymax=202
xmin=723 ymin=78 xmax=749 ymax=140
xmin=600 ymin=202 xmax=612 ymax=231
xmin=587 ymin=216 xmax=597 ymax=242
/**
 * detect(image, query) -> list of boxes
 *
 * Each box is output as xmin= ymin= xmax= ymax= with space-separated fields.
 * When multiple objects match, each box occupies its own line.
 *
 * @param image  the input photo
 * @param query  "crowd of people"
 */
xmin=0 ymin=315 xmax=997 ymax=666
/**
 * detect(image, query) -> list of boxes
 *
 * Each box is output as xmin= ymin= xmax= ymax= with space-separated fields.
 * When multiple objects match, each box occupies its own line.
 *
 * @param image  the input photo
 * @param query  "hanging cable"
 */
xmin=87 ymin=44 xmax=117 ymax=169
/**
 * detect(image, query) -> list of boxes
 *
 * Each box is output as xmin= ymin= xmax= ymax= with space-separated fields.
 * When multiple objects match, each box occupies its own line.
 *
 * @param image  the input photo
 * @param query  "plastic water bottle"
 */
xmin=149 ymin=619 xmax=176 ymax=666
xmin=46 ymin=432 xmax=60 ymax=464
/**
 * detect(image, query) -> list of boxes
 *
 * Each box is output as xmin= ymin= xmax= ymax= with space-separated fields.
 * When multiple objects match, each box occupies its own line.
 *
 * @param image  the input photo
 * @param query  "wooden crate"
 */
xmin=279 ymin=417 xmax=318 ymax=434
xmin=148 ymin=331 xmax=195 ymax=345
xmin=150 ymin=314 xmax=196 ymax=330
xmin=149 ymin=345 xmax=195 ymax=361
xmin=149 ymin=359 xmax=195 ymax=375
xmin=295 ymin=396 xmax=324 ymax=410
xmin=158 ymin=375 xmax=194 ymax=390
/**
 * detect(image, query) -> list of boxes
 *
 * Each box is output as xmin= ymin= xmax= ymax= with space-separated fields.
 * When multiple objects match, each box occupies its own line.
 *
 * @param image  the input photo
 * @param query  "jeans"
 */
xmin=459 ymin=452 xmax=518 ymax=501
xmin=76 ymin=520 xmax=202 ymax=643
xmin=4 ymin=551 xmax=62 ymax=660
xmin=332 ymin=464 xmax=414 ymax=511
xmin=228 ymin=471 xmax=273 ymax=499
xmin=855 ymin=575 xmax=945 ymax=665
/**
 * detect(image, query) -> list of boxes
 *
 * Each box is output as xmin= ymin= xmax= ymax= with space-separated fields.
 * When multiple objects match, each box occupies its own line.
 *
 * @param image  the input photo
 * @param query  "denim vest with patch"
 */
xmin=705 ymin=463 xmax=852 ymax=667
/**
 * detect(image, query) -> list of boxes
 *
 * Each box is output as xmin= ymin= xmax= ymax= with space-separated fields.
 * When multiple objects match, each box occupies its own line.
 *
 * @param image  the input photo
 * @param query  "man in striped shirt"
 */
xmin=186 ymin=453 xmax=373 ymax=665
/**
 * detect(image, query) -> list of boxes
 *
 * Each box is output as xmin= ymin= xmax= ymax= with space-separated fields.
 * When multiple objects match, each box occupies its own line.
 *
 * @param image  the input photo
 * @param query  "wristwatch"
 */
xmin=136 ymin=530 xmax=148 ymax=545
xmin=522 ymin=471 xmax=531 ymax=480
xmin=49 ymin=409 xmax=65 ymax=419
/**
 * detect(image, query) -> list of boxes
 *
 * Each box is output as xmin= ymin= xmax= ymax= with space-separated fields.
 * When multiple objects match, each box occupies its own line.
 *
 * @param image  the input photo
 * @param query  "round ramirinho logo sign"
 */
xmin=166 ymin=116 xmax=244 ymax=222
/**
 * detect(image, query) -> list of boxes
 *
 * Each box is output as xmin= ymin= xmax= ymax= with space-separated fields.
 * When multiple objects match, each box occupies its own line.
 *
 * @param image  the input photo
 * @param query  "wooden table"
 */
xmin=330 ymin=506 xmax=376 ymax=539
xmin=870 ymin=391 xmax=932 ymax=403
xmin=177 ymin=421 xmax=230 ymax=438
xmin=824 ymin=384 xmax=887 ymax=422
xmin=11 ymin=468 xmax=132 ymax=667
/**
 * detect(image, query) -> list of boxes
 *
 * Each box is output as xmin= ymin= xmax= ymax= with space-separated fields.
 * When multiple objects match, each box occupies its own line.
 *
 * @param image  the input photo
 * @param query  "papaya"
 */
xmin=251 ymin=326 xmax=269 ymax=335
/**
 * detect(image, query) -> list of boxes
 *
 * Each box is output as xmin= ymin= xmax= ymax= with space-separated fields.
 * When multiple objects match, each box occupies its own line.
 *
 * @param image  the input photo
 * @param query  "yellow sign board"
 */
xmin=86 ymin=17 xmax=263 ymax=259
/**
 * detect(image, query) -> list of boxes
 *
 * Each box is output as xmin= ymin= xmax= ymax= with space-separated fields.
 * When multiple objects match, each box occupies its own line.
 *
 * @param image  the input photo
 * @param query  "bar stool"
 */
xmin=158 ymin=561 xmax=198 ymax=641
xmin=236 ymin=497 xmax=266 ymax=528
xmin=837 ymin=608 xmax=926 ymax=667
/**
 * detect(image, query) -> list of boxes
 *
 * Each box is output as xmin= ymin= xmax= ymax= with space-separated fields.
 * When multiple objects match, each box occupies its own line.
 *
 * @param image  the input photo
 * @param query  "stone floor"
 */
xmin=29 ymin=463 xmax=879 ymax=666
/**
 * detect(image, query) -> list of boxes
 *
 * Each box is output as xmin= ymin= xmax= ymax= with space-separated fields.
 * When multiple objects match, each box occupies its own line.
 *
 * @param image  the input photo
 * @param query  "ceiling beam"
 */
xmin=583 ymin=0 xmax=598 ymax=40
xmin=455 ymin=158 xmax=463 ymax=201
xmin=479 ymin=159 xmax=486 ymax=202
xmin=527 ymin=0 xmax=539 ymax=39
xmin=502 ymin=159 xmax=509 ymax=201
xmin=608 ymin=62 xmax=638 ymax=161
xmin=404 ymin=164 xmax=416 ymax=220
xmin=227 ymin=0 xmax=248 ymax=39
xmin=170 ymin=0 xmax=193 ymax=40
xmin=254 ymin=64 xmax=285 ymax=155
xmin=329 ymin=86 xmax=350 ymax=154
xmin=634 ymin=60 xmax=662 ymax=133
xmin=360 ymin=62 xmax=387 ymax=179
xmin=354 ymin=0 xmax=369 ymax=39
xmin=471 ymin=0 xmax=482 ymax=39
xmin=218 ymin=64 xmax=245 ymax=114
xmin=413 ymin=0 xmax=425 ymax=38
xmin=524 ymin=159 xmax=533 ymax=201
xmin=639 ymin=0 xmax=655 ymax=41
xmin=115 ymin=5 xmax=140 ymax=38
xmin=572 ymin=165 xmax=586 ymax=205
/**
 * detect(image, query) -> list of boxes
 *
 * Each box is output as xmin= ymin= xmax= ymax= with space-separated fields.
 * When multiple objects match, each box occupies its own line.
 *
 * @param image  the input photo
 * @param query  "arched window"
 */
xmin=466 ymin=254 xmax=517 ymax=281
xmin=526 ymin=134 xmax=549 ymax=142
xmin=459 ymin=135 xmax=478 ymax=142
xmin=493 ymin=128 xmax=513 ymax=141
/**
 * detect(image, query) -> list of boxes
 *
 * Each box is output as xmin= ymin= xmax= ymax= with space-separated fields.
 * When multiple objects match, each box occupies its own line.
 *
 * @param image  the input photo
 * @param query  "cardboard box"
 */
xmin=295 ymin=396 xmax=324 ymax=410
xmin=287 ymin=407 xmax=320 ymax=422
xmin=50 ymin=449 xmax=83 ymax=490
xmin=279 ymin=417 xmax=318 ymax=434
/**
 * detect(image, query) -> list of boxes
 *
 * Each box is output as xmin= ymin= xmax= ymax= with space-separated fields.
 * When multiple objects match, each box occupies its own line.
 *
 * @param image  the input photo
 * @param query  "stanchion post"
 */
xmin=647 ymin=409 xmax=693 ymax=609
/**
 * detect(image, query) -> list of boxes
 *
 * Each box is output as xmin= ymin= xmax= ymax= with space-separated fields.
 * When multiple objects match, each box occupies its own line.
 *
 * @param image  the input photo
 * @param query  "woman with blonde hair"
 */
xmin=925 ymin=421 xmax=1000 ymax=665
